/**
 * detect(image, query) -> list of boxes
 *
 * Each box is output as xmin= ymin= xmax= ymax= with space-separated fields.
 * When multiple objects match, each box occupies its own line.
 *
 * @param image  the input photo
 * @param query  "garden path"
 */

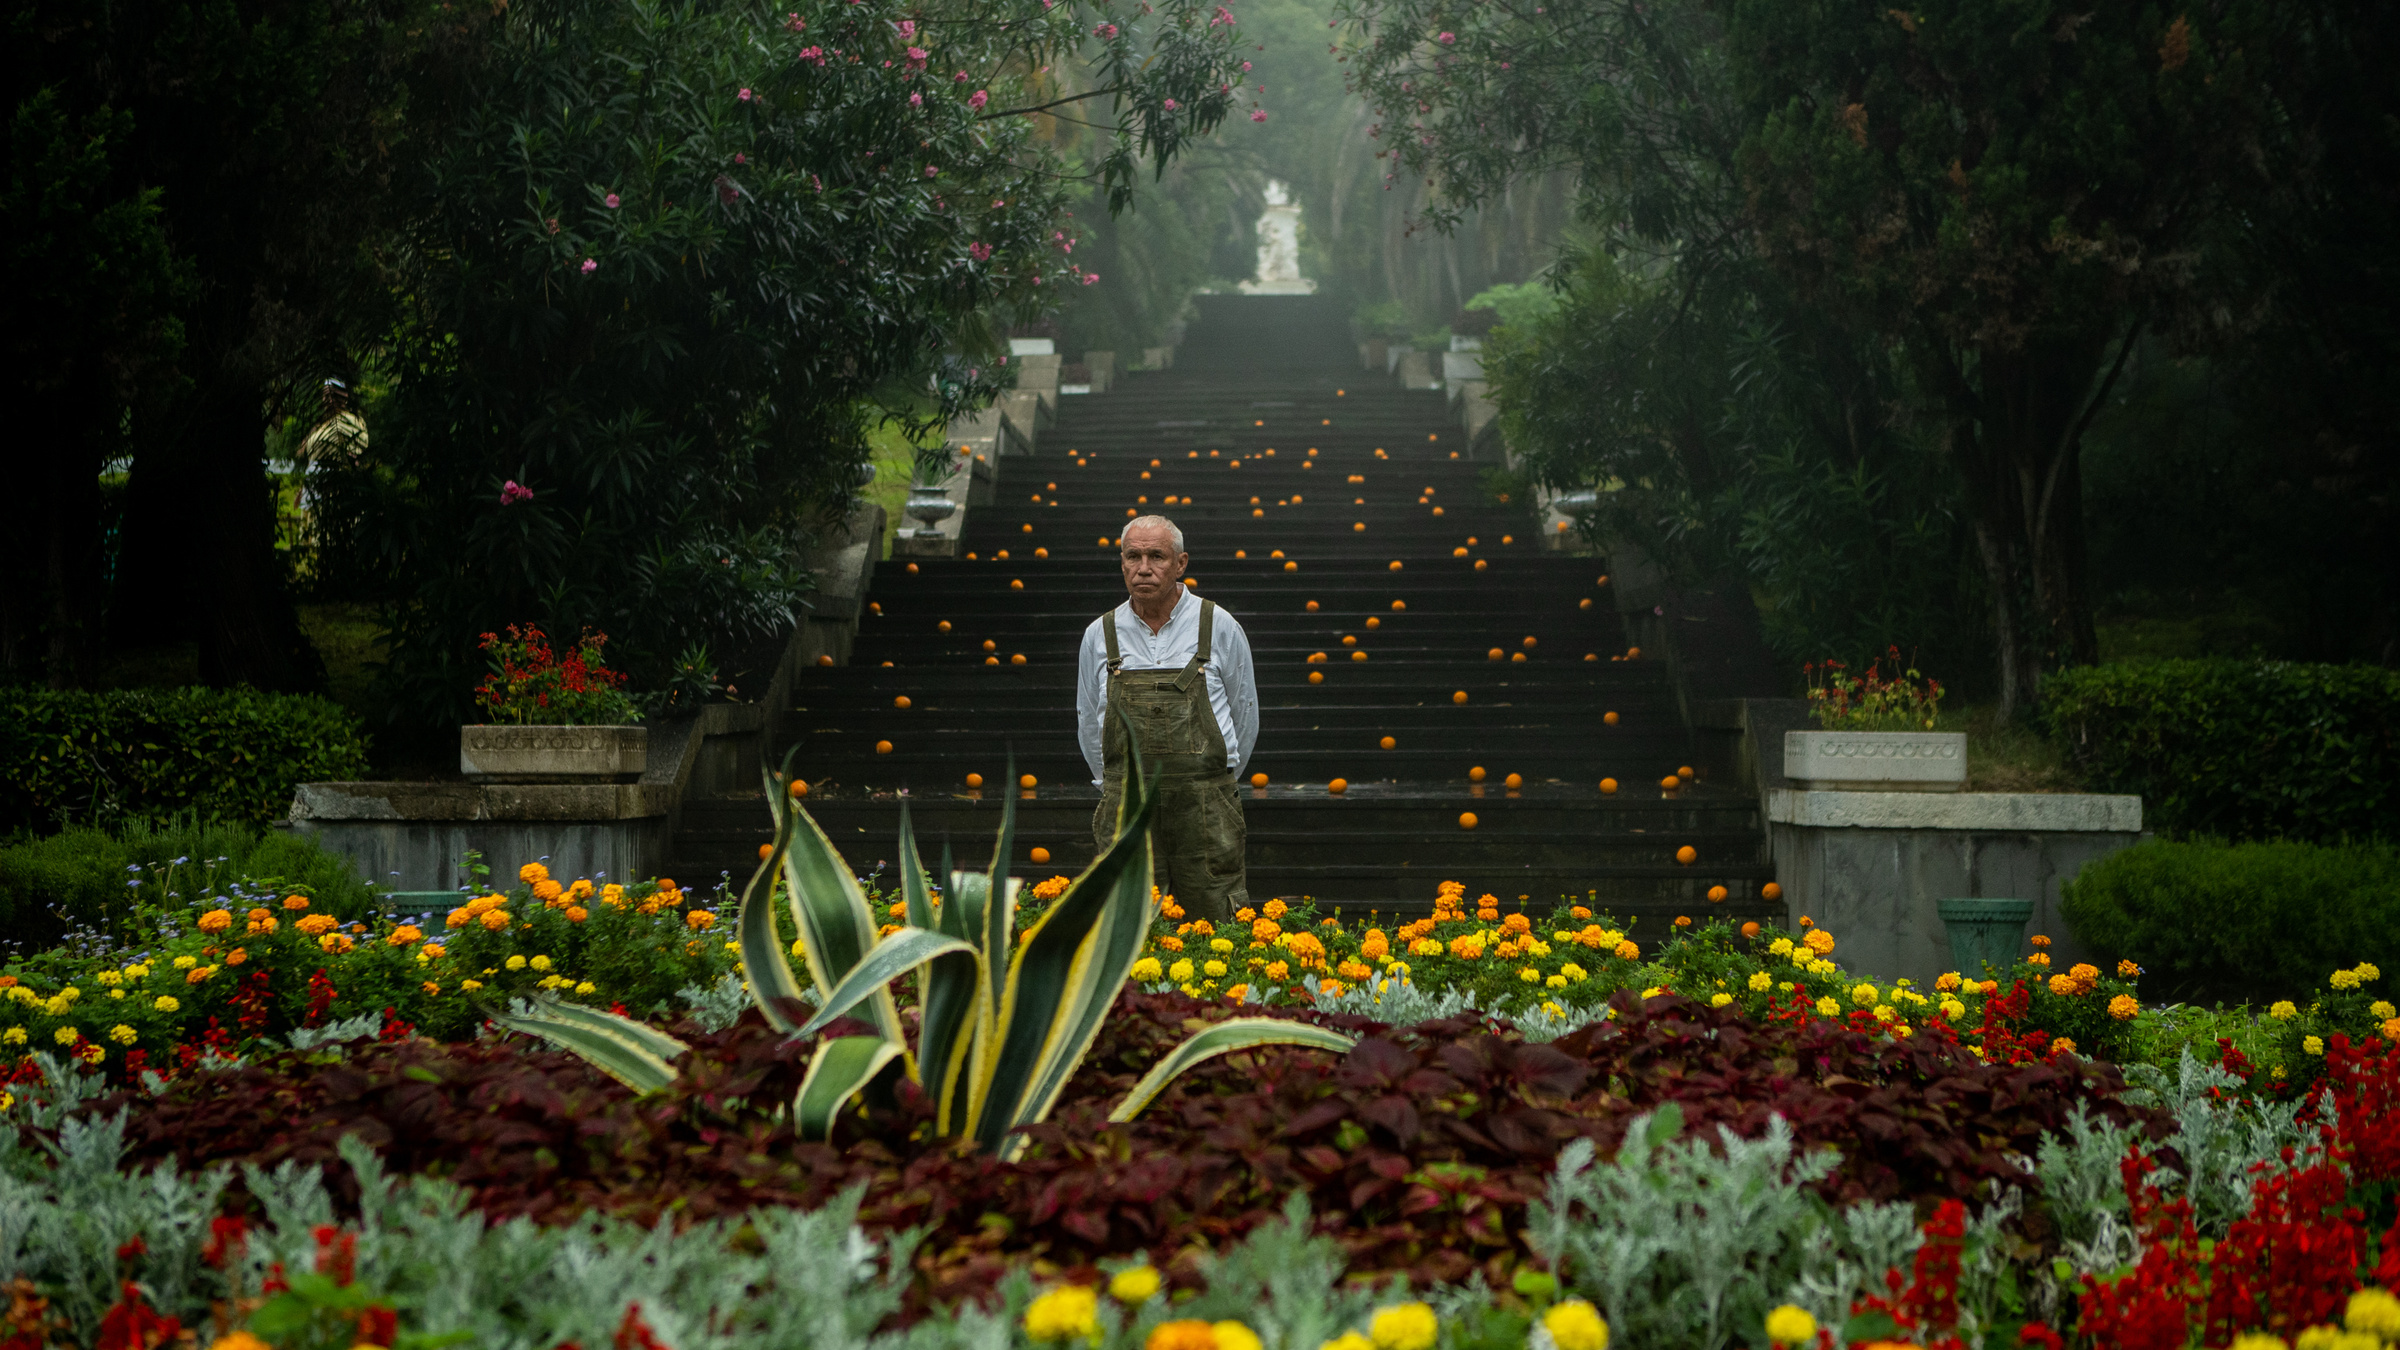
xmin=673 ymin=296 xmax=1776 ymax=920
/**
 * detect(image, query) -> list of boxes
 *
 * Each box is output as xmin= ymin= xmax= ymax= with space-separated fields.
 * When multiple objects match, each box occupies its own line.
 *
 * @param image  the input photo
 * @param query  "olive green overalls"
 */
xmin=1092 ymin=598 xmax=1249 ymax=923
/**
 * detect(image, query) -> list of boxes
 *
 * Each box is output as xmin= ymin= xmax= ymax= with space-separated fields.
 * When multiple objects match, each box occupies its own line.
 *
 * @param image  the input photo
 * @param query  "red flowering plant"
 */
xmin=473 ymin=624 xmax=639 ymax=725
xmin=1805 ymin=647 xmax=1945 ymax=732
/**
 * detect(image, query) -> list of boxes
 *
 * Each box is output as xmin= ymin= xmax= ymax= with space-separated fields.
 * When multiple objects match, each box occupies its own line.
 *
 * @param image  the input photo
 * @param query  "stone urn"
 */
xmin=1937 ymin=898 xmax=2034 ymax=978
xmin=460 ymin=724 xmax=647 ymax=783
xmin=1784 ymin=730 xmax=1967 ymax=791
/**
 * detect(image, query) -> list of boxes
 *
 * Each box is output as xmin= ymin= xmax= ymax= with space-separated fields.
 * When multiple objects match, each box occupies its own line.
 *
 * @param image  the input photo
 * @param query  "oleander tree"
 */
xmin=319 ymin=0 xmax=1253 ymax=721
xmin=1339 ymin=0 xmax=2327 ymax=717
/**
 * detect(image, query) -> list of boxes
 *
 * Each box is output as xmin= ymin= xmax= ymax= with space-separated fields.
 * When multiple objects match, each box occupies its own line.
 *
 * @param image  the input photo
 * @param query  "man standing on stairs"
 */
xmin=1077 ymin=515 xmax=1259 ymax=923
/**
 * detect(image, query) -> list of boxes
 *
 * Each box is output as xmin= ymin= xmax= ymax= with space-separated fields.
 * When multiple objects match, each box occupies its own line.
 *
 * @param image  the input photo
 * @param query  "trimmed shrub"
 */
xmin=2041 ymin=659 xmax=2399 ymax=842
xmin=0 ymin=816 xmax=380 ymax=948
xmin=0 ymin=686 xmax=369 ymax=833
xmin=2060 ymin=838 xmax=2400 ymax=1006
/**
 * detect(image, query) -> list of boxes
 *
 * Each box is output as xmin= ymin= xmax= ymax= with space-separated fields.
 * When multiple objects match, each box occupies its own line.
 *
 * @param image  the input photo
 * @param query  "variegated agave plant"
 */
xmin=496 ymin=738 xmax=1354 ymax=1160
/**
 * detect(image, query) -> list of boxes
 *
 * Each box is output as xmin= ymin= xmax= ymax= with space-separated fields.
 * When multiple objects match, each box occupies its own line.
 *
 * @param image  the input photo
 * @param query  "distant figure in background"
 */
xmin=1076 ymin=515 xmax=1259 ymax=922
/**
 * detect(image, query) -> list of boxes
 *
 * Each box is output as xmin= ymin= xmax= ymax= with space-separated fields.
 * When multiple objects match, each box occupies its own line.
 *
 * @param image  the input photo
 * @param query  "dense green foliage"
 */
xmin=2061 ymin=838 xmax=2400 ymax=1007
xmin=0 ymin=817 xmax=378 ymax=951
xmin=2043 ymin=660 xmax=2399 ymax=842
xmin=1341 ymin=0 xmax=2400 ymax=707
xmin=0 ymin=688 xmax=369 ymax=836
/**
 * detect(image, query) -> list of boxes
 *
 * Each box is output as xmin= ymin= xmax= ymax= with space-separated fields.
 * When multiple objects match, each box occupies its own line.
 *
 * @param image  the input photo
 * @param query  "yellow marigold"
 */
xmin=1320 ymin=1336 xmax=1374 ymax=1350
xmin=1541 ymin=1302 xmax=1608 ymax=1350
xmin=1202 ymin=960 xmax=1228 ymax=978
xmin=1768 ymin=936 xmax=1795 ymax=956
xmin=53 ymin=1026 xmax=79 ymax=1046
xmin=1749 ymin=971 xmax=1773 ymax=992
xmin=2304 ymin=1036 xmax=2326 ymax=1056
xmin=2225 ymin=1335 xmax=2285 ymax=1350
xmin=1873 ymin=1005 xmax=1895 ymax=1022
xmin=566 ymin=905 xmax=589 ymax=923
xmin=1103 ymin=1265 xmax=1161 ymax=1304
xmin=173 ymin=956 xmax=196 ymax=969
xmin=1803 ymin=929 xmax=1835 ymax=955
xmin=2051 ymin=1037 xmax=2077 ymax=1056
xmin=2109 ymin=994 xmax=2140 ymax=1020
xmin=76 ymin=1042 xmax=105 ymax=1064
xmin=1815 ymin=997 xmax=1841 ymax=1017
xmin=154 ymin=995 xmax=179 ymax=1012
xmin=460 ymin=979 xmax=483 ymax=992
xmin=387 ymin=925 xmax=423 ymax=946
xmin=2349 ymin=1289 xmax=2400 ymax=1339
xmin=1614 ymin=939 xmax=1640 ymax=961
xmin=1369 ymin=1303 xmax=1438 ymax=1350
xmin=2049 ymin=974 xmax=2080 ymax=998
xmin=1852 ymin=983 xmax=1879 ymax=1007
xmin=519 ymin=862 xmax=549 ymax=884
xmin=1209 ymin=937 xmax=1235 ymax=954
xmin=0 ymin=1028 xmax=21 ymax=1046
xmin=108 ymin=1023 xmax=138 ymax=1044
xmin=297 ymin=913 xmax=339 ymax=935
xmin=1940 ymin=999 xmax=1967 ymax=1021
xmin=1148 ymin=1323 xmax=1217 ymax=1350
xmin=281 ymin=894 xmax=311 ymax=911
xmin=2357 ymin=963 xmax=2383 ymax=982
xmin=1131 ymin=957 xmax=1163 ymax=982
xmin=1764 ymin=1306 xmax=1817 ymax=1346
xmin=1168 ymin=959 xmax=1195 ymax=983
xmin=1410 ymin=937 xmax=1442 ymax=957
xmin=1560 ymin=963 xmax=1587 ymax=982
xmin=1711 ymin=992 xmax=1735 ymax=1007
xmin=2370 ymin=1000 xmax=2395 ymax=1020
xmin=2331 ymin=969 xmax=2362 ymax=991
xmin=479 ymin=910 xmax=512 ymax=931
xmin=574 ymin=981 xmax=596 ymax=996
xmin=602 ymin=883 xmax=627 ymax=907
xmin=2270 ymin=1000 xmax=2299 ymax=1021
xmin=1520 ymin=968 xmax=1542 ymax=984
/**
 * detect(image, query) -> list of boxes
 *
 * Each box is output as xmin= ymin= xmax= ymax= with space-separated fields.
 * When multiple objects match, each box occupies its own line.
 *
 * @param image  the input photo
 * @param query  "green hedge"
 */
xmin=0 ymin=815 xmax=380 ymax=948
xmin=0 ymin=686 xmax=369 ymax=833
xmin=2061 ymin=837 xmax=2400 ymax=1006
xmin=2042 ymin=659 xmax=2399 ymax=841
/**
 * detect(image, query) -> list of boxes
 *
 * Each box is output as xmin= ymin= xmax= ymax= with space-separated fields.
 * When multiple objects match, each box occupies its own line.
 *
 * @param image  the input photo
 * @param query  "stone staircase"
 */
xmin=667 ymin=296 xmax=1778 ymax=922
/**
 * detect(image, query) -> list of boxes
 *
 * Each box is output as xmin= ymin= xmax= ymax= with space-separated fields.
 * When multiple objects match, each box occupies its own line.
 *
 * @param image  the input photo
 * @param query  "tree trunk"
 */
xmin=113 ymin=372 xmax=327 ymax=693
xmin=1935 ymin=331 xmax=2120 ymax=722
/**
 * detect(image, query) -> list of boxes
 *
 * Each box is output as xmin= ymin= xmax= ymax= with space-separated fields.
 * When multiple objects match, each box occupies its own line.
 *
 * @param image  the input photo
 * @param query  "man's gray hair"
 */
xmin=1123 ymin=514 xmax=1185 ymax=554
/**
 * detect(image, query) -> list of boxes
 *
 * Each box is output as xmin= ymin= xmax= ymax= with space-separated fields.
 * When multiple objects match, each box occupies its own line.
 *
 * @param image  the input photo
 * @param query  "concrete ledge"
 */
xmin=1767 ymin=789 xmax=2142 ymax=833
xmin=294 ymin=781 xmax=670 ymax=822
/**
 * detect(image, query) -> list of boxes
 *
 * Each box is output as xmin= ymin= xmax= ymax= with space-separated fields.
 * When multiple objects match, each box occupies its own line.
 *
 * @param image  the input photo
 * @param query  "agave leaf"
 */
xmin=908 ymin=821 xmax=982 ymax=1136
xmin=968 ymin=777 xmax=1161 ymax=1154
xmin=794 ymin=1035 xmax=906 ymax=1140
xmin=509 ymin=996 xmax=691 ymax=1062
xmin=740 ymin=765 xmax=816 ymax=1033
xmin=777 ymin=786 xmax=903 ymax=1045
xmin=898 ymin=800 xmax=936 ymax=933
xmin=797 ymin=927 xmax=978 ymax=1038
xmin=1106 ymin=1018 xmax=1357 ymax=1124
xmin=980 ymin=755 xmax=1020 ymax=1011
xmin=489 ymin=1001 xmax=684 ymax=1094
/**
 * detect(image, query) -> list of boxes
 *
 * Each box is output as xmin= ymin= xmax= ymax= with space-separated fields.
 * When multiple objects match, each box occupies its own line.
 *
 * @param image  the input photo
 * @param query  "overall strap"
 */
xmin=1172 ymin=599 xmax=1216 ymax=693
xmin=1103 ymin=605 xmax=1124 ymax=675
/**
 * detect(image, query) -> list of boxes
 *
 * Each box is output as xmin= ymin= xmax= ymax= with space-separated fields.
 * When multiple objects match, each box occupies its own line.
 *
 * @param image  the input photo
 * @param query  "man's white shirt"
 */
xmin=1076 ymin=588 xmax=1259 ymax=785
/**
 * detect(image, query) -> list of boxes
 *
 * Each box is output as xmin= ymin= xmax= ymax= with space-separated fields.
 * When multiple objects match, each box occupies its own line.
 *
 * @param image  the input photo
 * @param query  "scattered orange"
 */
xmin=1388 ymin=560 xmax=1403 ymax=571
xmin=817 ymin=654 xmax=835 ymax=667
xmin=1391 ymin=600 xmax=1406 ymax=611
xmin=1474 ymin=560 xmax=1488 ymax=571
xmin=1627 ymin=646 xmax=1642 ymax=659
xmin=1365 ymin=617 xmax=1381 ymax=629
xmin=1511 ymin=652 xmax=1528 ymax=663
xmin=907 ymin=563 xmax=919 ymax=574
xmin=1308 ymin=671 xmax=1324 ymax=684
xmin=965 ymin=773 xmax=984 ymax=788
xmin=1504 ymin=773 xmax=1523 ymax=789
xmin=1251 ymin=772 xmax=1269 ymax=788
xmin=1284 ymin=561 xmax=1298 ymax=572
xmin=1523 ymin=636 xmax=1538 ymax=649
xmin=1599 ymin=778 xmax=1618 ymax=794
xmin=1584 ymin=653 xmax=1598 ymax=662
xmin=1342 ymin=635 xmax=1358 ymax=647
xmin=1707 ymin=885 xmax=1729 ymax=903
xmin=1741 ymin=922 xmax=1761 ymax=938
xmin=1660 ymin=775 xmax=1681 ymax=791
xmin=1328 ymin=778 xmax=1349 ymax=794
xmin=1454 ymin=547 xmax=1470 ymax=558
xmin=1603 ymin=711 xmax=1620 ymax=726
xmin=1580 ymin=598 xmax=1594 ymax=610
xmin=1597 ymin=575 xmax=1610 ymax=586
xmin=1678 ymin=765 xmax=1694 ymax=778
xmin=1030 ymin=847 xmax=1051 ymax=864
xmin=1019 ymin=774 xmax=1038 ymax=789
xmin=1351 ymin=651 xmax=1368 ymax=662
xmin=1379 ymin=736 xmax=1397 ymax=750
xmin=1011 ymin=653 xmax=1027 ymax=665
xmin=893 ymin=696 xmax=911 ymax=709
xmin=985 ymin=656 xmax=999 ymax=666
xmin=789 ymin=779 xmax=810 ymax=798
xmin=1487 ymin=647 xmax=1505 ymax=661
xmin=1452 ymin=691 xmax=1469 ymax=704
xmin=1306 ymin=600 xmax=1319 ymax=611
xmin=1021 ymin=523 xmax=1033 ymax=534
xmin=869 ymin=602 xmax=882 ymax=614
xmin=982 ymin=639 xmax=997 ymax=652
xmin=1501 ymin=535 xmax=1514 ymax=545
xmin=759 ymin=843 xmax=774 ymax=860
xmin=1010 ymin=579 xmax=1024 ymax=590
xmin=1469 ymin=766 xmax=1487 ymax=782
xmin=1675 ymin=845 xmax=1698 ymax=865
xmin=1459 ymin=812 xmax=1479 ymax=830
xmin=875 ymin=740 xmax=893 ymax=754
xmin=1762 ymin=882 xmax=1783 ymax=901
xmin=1035 ymin=548 xmax=1048 ymax=558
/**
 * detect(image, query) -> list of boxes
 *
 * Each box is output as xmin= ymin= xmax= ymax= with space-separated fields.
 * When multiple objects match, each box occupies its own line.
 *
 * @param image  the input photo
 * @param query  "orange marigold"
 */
xmin=686 ymin=909 xmax=716 ymax=931
xmin=197 ymin=909 xmax=233 ymax=934
xmin=1360 ymin=932 xmax=1389 ymax=960
xmin=1157 ymin=935 xmax=1184 ymax=952
xmin=565 ymin=905 xmax=589 ymax=923
xmin=1265 ymin=960 xmax=1290 ymax=980
xmin=446 ymin=907 xmax=475 ymax=929
xmin=297 ymin=914 xmax=339 ymax=936
xmin=1448 ymin=934 xmax=1485 ymax=959
xmin=1502 ymin=913 xmax=1532 ymax=935
xmin=1147 ymin=1321 xmax=1219 ymax=1350
xmin=1571 ymin=906 xmax=1592 ymax=919
xmin=1252 ymin=918 xmax=1282 ymax=942
xmin=1263 ymin=899 xmax=1288 ymax=920
xmin=1614 ymin=939 xmax=1641 ymax=961
xmin=1803 ymin=929 xmax=1836 ymax=955
xmin=478 ymin=910 xmax=512 ymax=931
xmin=282 ymin=894 xmax=311 ymax=911
xmin=387 ymin=925 xmax=424 ymax=946
xmin=2118 ymin=959 xmax=2143 ymax=978
xmin=2049 ymin=974 xmax=2080 ymax=998
xmin=2108 ymin=994 xmax=2140 ymax=1020
xmin=533 ymin=879 xmax=565 ymax=902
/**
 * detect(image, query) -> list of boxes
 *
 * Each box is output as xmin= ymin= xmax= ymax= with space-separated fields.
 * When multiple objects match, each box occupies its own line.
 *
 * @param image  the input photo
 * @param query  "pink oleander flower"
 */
xmin=968 ymin=241 xmax=992 ymax=260
xmin=799 ymin=45 xmax=826 ymax=63
xmin=734 ymin=152 xmax=747 ymax=164
xmin=1250 ymin=109 xmax=1267 ymax=121
xmin=969 ymin=88 xmax=988 ymax=109
xmin=1241 ymin=60 xmax=1252 ymax=70
xmin=954 ymin=70 xmax=969 ymax=81
xmin=896 ymin=19 xmax=915 ymax=37
xmin=923 ymin=163 xmax=939 ymax=177
xmin=604 ymin=192 xmax=621 ymax=207
xmin=1210 ymin=4 xmax=1233 ymax=26
xmin=784 ymin=12 xmax=804 ymax=31
xmin=1163 ymin=98 xmax=1178 ymax=109
xmin=500 ymin=480 xmax=535 ymax=505
xmin=579 ymin=257 xmax=597 ymax=273
xmin=1437 ymin=30 xmax=1454 ymax=43
xmin=1093 ymin=22 xmax=1117 ymax=37
xmin=1081 ymin=272 xmax=1098 ymax=285
xmin=909 ymin=92 xmax=922 ymax=105
xmin=738 ymin=86 xmax=753 ymax=100
xmin=905 ymin=45 xmax=927 ymax=63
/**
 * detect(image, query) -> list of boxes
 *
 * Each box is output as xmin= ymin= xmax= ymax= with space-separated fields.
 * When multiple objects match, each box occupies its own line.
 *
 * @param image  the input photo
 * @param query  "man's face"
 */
xmin=1120 ymin=524 xmax=1188 ymax=604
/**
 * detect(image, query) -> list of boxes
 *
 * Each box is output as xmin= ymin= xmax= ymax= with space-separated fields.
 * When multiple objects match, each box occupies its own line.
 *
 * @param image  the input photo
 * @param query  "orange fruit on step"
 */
xmin=1030 ymin=847 xmax=1050 ymax=864
xmin=1388 ymin=560 xmax=1403 ymax=571
xmin=1678 ymin=766 xmax=1694 ymax=779
xmin=1661 ymin=775 xmax=1680 ymax=790
xmin=1474 ymin=560 xmax=1488 ymax=571
xmin=893 ymin=696 xmax=911 ymax=709
xmin=1328 ymin=778 xmax=1349 ymax=794
xmin=1019 ymin=774 xmax=1037 ymax=789
xmin=1350 ymin=651 xmax=1367 ymax=662
xmin=1452 ymin=691 xmax=1468 ymax=705
xmin=1511 ymin=652 xmax=1528 ymax=663
xmin=789 ymin=779 xmax=810 ymax=798
xmin=1036 ymin=548 xmax=1048 ymax=558
xmin=1675 ymin=845 xmax=1698 ymax=865
xmin=1604 ymin=711 xmax=1619 ymax=726
xmin=1585 ymin=653 xmax=1598 ymax=662
xmin=1251 ymin=772 xmax=1268 ymax=788
xmin=1454 ymin=547 xmax=1469 ymax=558
xmin=1523 ymin=636 xmax=1538 ymax=648
xmin=817 ymin=654 xmax=835 ymax=666
xmin=1284 ymin=561 xmax=1298 ymax=572
xmin=1708 ymin=885 xmax=1729 ymax=903
xmin=1469 ymin=766 xmax=1487 ymax=782
xmin=1308 ymin=671 xmax=1324 ymax=684
xmin=1741 ymin=922 xmax=1761 ymax=938
xmin=982 ymin=639 xmax=997 ymax=652
xmin=1580 ymin=598 xmax=1594 ymax=610
xmin=1487 ymin=648 xmax=1504 ymax=661
xmin=1010 ymin=579 xmax=1023 ymax=590
xmin=1762 ymin=882 xmax=1783 ymax=901
xmin=1459 ymin=812 xmax=1479 ymax=830
xmin=875 ymin=740 xmax=893 ymax=755
xmin=1306 ymin=600 xmax=1320 ymax=611
xmin=1627 ymin=646 xmax=1642 ymax=659
xmin=1599 ymin=778 xmax=1618 ymax=795
xmin=1391 ymin=600 xmax=1406 ymax=611
xmin=1504 ymin=773 xmax=1523 ymax=789
xmin=907 ymin=563 xmax=920 ymax=574
xmin=985 ymin=656 xmax=999 ymax=666
xmin=1379 ymin=736 xmax=1396 ymax=750
xmin=1342 ymin=635 xmax=1358 ymax=647
xmin=759 ymin=844 xmax=774 ymax=860
xmin=938 ymin=620 xmax=952 ymax=632
xmin=1011 ymin=653 xmax=1027 ymax=665
xmin=1366 ymin=617 xmax=1381 ymax=629
xmin=965 ymin=774 xmax=984 ymax=789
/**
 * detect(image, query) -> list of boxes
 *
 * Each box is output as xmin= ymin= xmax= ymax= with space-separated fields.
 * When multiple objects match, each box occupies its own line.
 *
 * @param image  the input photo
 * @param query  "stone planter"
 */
xmin=460 ymin=725 xmax=647 ymax=783
xmin=1937 ymin=898 xmax=2034 ymax=978
xmin=1783 ymin=730 xmax=1966 ymax=792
